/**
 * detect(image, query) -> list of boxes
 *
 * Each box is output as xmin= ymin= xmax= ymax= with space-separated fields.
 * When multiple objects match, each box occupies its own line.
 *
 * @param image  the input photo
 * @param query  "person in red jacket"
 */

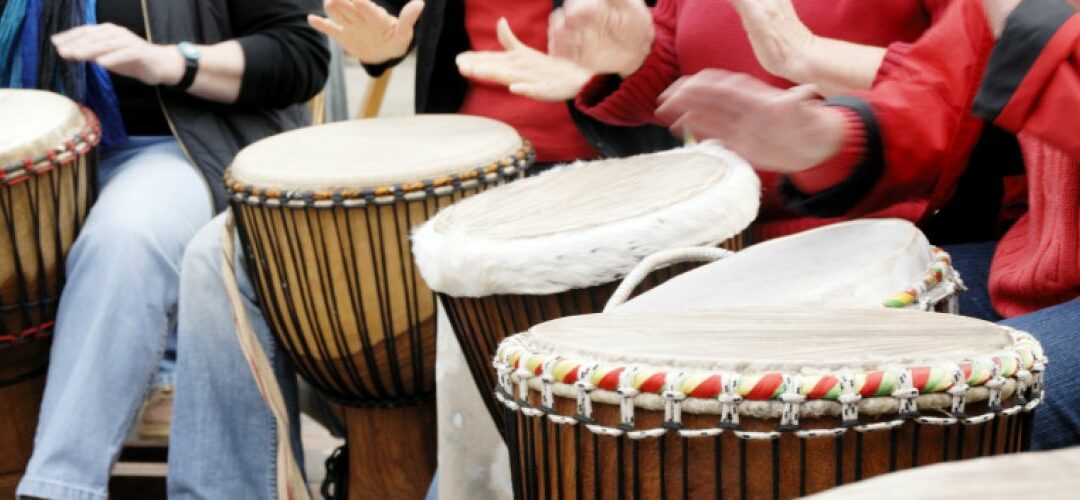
xmin=459 ymin=0 xmax=971 ymax=242
xmin=655 ymin=0 xmax=1080 ymax=450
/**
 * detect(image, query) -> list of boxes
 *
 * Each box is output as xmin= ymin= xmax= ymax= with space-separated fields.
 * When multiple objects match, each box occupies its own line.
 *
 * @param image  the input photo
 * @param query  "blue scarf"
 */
xmin=0 ymin=0 xmax=127 ymax=147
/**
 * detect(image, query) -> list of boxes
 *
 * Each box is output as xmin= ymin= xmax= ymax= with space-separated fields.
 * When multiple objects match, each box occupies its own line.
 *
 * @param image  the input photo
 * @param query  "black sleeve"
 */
xmin=229 ymin=0 xmax=330 ymax=109
xmin=779 ymin=95 xmax=886 ymax=217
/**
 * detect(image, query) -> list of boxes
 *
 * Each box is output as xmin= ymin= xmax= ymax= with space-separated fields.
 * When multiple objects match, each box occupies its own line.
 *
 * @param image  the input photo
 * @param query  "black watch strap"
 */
xmin=173 ymin=57 xmax=198 ymax=91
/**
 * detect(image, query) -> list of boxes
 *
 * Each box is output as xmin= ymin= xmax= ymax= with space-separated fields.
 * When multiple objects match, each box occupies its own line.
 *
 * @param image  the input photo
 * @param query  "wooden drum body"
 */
xmin=413 ymin=144 xmax=760 ymax=499
xmin=496 ymin=308 xmax=1046 ymax=499
xmin=226 ymin=115 xmax=532 ymax=498
xmin=0 ymin=90 xmax=98 ymax=497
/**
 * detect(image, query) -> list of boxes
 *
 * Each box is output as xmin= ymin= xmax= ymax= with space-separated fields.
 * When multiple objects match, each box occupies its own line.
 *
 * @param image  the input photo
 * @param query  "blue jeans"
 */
xmin=945 ymin=241 xmax=1080 ymax=450
xmin=167 ymin=213 xmax=304 ymax=499
xmin=17 ymin=136 xmax=212 ymax=500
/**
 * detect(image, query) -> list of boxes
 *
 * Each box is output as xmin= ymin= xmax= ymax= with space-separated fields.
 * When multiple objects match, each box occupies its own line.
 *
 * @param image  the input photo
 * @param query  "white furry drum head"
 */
xmin=228 ymin=115 xmax=524 ymax=190
xmin=0 ymin=90 xmax=85 ymax=164
xmin=520 ymin=308 xmax=1009 ymax=373
xmin=412 ymin=143 xmax=760 ymax=296
xmin=622 ymin=219 xmax=939 ymax=311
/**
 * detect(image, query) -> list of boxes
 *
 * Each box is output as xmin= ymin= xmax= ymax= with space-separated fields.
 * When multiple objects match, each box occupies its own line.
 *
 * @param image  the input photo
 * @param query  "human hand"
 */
xmin=656 ymin=69 xmax=845 ymax=172
xmin=456 ymin=18 xmax=593 ymax=101
xmin=52 ymin=23 xmax=184 ymax=86
xmin=548 ymin=0 xmax=654 ymax=78
xmin=730 ymin=0 xmax=816 ymax=83
xmin=308 ymin=0 xmax=424 ymax=64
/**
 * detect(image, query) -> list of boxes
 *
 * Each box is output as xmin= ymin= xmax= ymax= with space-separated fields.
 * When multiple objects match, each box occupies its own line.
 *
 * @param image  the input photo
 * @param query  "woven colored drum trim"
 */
xmin=0 ymin=108 xmax=101 ymax=187
xmin=884 ymin=247 xmax=960 ymax=308
xmin=494 ymin=327 xmax=1044 ymax=403
xmin=0 ymin=320 xmax=55 ymax=345
xmin=224 ymin=141 xmax=535 ymax=208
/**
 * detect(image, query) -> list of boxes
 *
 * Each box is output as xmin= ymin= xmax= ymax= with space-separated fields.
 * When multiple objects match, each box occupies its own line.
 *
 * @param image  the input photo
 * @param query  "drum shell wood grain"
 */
xmin=0 ymin=342 xmax=49 ymax=500
xmin=509 ymin=393 xmax=1028 ymax=500
xmin=0 ymin=154 xmax=95 ymax=340
xmin=441 ymin=234 xmax=748 ymax=434
xmin=345 ymin=402 xmax=437 ymax=500
xmin=233 ymin=184 xmax=498 ymax=406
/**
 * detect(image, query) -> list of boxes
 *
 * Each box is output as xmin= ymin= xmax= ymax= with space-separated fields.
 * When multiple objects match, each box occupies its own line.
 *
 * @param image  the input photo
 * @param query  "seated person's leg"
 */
xmin=1001 ymin=297 xmax=1080 ymax=451
xmin=942 ymin=240 xmax=1004 ymax=322
xmin=167 ymin=213 xmax=303 ymax=500
xmin=16 ymin=136 xmax=212 ymax=500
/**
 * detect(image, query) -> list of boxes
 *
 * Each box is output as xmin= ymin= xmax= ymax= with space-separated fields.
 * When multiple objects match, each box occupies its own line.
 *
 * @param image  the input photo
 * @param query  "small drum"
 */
xmin=412 ymin=143 xmax=759 ymax=499
xmin=225 ymin=115 xmax=532 ymax=498
xmin=614 ymin=219 xmax=964 ymax=313
xmin=0 ymin=90 xmax=98 ymax=496
xmin=496 ymin=308 xmax=1046 ymax=499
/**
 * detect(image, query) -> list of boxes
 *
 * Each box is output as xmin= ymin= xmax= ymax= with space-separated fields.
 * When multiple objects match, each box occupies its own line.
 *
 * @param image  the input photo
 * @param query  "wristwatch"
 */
xmin=171 ymin=41 xmax=201 ymax=91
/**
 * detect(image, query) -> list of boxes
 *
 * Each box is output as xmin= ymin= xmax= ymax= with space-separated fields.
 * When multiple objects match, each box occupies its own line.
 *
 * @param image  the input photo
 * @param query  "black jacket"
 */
xmin=367 ymin=0 xmax=679 ymax=159
xmin=139 ymin=0 xmax=329 ymax=211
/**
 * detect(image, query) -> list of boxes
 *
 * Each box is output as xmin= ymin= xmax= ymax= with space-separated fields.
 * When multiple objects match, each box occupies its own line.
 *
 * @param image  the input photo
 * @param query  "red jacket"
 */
xmin=790 ymin=0 xmax=1080 ymax=317
xmin=573 ymin=0 xmax=952 ymax=241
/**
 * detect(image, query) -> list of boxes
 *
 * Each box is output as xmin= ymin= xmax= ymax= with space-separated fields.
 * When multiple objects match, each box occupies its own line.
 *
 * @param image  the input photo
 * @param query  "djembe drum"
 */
xmin=0 ymin=90 xmax=98 ymax=496
xmin=612 ymin=219 xmax=965 ymax=313
xmin=225 ymin=115 xmax=532 ymax=499
xmin=496 ymin=308 xmax=1046 ymax=499
xmin=411 ymin=143 xmax=759 ymax=498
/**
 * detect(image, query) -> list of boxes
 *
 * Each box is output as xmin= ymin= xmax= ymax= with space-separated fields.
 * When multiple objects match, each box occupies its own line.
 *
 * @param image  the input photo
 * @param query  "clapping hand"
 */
xmin=548 ymin=0 xmax=654 ymax=78
xmin=456 ymin=18 xmax=594 ymax=102
xmin=308 ymin=0 xmax=425 ymax=65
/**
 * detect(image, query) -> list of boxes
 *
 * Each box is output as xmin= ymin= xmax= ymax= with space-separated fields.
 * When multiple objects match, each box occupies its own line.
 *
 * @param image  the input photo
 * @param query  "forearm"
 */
xmin=793 ymin=38 xmax=887 ymax=95
xmin=185 ymin=41 xmax=245 ymax=103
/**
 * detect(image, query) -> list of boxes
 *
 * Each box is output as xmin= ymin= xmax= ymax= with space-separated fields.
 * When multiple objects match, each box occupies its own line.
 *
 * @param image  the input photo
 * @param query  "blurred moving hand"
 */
xmin=730 ymin=0 xmax=815 ymax=83
xmin=456 ymin=18 xmax=594 ymax=101
xmin=308 ymin=0 xmax=425 ymax=64
xmin=52 ymin=23 xmax=185 ymax=86
xmin=548 ymin=0 xmax=654 ymax=78
xmin=656 ymin=69 xmax=845 ymax=173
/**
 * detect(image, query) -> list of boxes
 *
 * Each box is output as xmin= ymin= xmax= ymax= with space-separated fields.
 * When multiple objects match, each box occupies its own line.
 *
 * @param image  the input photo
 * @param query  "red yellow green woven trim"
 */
xmin=494 ymin=328 xmax=1043 ymax=403
xmin=224 ymin=141 xmax=535 ymax=208
xmin=1 ymin=108 xmax=100 ymax=187
xmin=884 ymin=247 xmax=961 ymax=308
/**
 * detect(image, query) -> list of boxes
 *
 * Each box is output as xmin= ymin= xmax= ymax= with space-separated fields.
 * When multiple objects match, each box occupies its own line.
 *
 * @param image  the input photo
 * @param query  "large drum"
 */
xmin=412 ymin=143 xmax=760 ymax=498
xmin=496 ymin=308 xmax=1046 ymax=499
xmin=614 ymin=219 xmax=965 ymax=312
xmin=225 ymin=115 xmax=532 ymax=499
xmin=0 ymin=90 xmax=98 ymax=496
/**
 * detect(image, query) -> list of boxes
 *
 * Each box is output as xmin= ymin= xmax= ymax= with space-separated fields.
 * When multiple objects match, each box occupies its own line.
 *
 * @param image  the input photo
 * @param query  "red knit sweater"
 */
xmin=788 ymin=0 xmax=1080 ymax=317
xmin=576 ymin=0 xmax=950 ymax=240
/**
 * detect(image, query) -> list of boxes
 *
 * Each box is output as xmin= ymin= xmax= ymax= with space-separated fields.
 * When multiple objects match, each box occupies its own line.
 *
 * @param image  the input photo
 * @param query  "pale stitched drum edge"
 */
xmin=493 ymin=322 xmax=1046 ymax=437
xmin=0 ymin=108 xmax=100 ymax=186
xmin=223 ymin=141 xmax=534 ymax=208
xmin=411 ymin=143 xmax=762 ymax=297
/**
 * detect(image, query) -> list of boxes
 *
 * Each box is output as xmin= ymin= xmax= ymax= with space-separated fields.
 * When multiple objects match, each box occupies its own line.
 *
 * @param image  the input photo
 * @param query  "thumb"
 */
xmin=398 ymin=0 xmax=425 ymax=30
xmin=496 ymin=17 xmax=525 ymax=51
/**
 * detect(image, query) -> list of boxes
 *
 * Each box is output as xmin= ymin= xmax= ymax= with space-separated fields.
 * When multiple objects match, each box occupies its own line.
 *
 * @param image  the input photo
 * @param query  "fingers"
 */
xmin=496 ymin=17 xmax=525 ymax=51
xmin=54 ymin=27 xmax=138 ymax=61
xmin=778 ymin=83 xmax=821 ymax=105
xmin=325 ymin=0 xmax=361 ymax=24
xmin=509 ymin=81 xmax=572 ymax=102
xmin=307 ymin=14 xmax=345 ymax=37
xmin=398 ymin=0 xmax=426 ymax=30
xmin=457 ymin=52 xmax=523 ymax=85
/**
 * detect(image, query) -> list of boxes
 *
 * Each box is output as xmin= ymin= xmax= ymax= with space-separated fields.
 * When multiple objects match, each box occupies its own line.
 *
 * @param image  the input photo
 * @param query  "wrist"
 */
xmin=783 ymin=33 xmax=819 ymax=85
xmin=617 ymin=38 xmax=653 ymax=79
xmin=154 ymin=45 xmax=186 ymax=86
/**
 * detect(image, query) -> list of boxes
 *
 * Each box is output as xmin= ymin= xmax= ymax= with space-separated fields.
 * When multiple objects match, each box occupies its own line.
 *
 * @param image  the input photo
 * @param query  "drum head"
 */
xmin=622 ymin=219 xmax=943 ymax=311
xmin=519 ymin=308 xmax=1014 ymax=372
xmin=227 ymin=115 xmax=524 ymax=191
xmin=413 ymin=142 xmax=760 ymax=296
xmin=0 ymin=90 xmax=85 ymax=167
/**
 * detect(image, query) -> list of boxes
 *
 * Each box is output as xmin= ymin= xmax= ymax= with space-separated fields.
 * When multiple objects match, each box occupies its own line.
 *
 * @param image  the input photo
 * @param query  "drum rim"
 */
xmin=1 ymin=107 xmax=100 ymax=186
xmin=494 ymin=316 xmax=1044 ymax=407
xmin=223 ymin=141 xmax=534 ymax=208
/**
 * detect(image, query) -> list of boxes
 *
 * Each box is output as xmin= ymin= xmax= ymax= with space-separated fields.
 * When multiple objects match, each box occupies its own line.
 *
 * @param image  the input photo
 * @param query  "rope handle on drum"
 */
xmin=220 ymin=212 xmax=313 ymax=500
xmin=603 ymin=246 xmax=734 ymax=311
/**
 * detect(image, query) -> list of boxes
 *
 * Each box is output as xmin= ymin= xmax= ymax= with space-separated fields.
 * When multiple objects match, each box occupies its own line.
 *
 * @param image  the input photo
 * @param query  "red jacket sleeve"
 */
xmin=974 ymin=0 xmax=1080 ymax=160
xmin=781 ymin=0 xmax=996 ymax=219
xmin=573 ymin=0 xmax=680 ymax=126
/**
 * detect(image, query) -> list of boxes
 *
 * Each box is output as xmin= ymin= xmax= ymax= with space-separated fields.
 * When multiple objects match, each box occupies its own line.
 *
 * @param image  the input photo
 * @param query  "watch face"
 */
xmin=178 ymin=41 xmax=201 ymax=60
